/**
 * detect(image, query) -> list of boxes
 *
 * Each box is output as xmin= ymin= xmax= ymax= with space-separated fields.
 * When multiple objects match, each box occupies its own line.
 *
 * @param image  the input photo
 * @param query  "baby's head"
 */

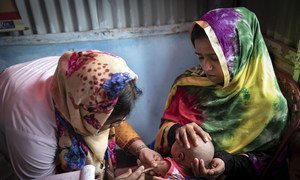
xmin=171 ymin=135 xmax=214 ymax=168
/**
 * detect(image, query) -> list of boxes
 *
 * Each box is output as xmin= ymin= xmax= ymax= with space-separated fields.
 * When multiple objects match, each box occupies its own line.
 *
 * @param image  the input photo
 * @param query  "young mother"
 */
xmin=0 ymin=50 xmax=162 ymax=179
xmin=155 ymin=7 xmax=288 ymax=179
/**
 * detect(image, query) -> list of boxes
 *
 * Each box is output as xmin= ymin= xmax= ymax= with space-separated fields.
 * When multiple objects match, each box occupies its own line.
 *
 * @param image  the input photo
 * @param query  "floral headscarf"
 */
xmin=156 ymin=7 xmax=288 ymax=154
xmin=51 ymin=50 xmax=137 ymax=175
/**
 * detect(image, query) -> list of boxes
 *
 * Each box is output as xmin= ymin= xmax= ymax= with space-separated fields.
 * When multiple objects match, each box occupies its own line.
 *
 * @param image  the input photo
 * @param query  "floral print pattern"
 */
xmin=83 ymin=114 xmax=102 ymax=129
xmin=52 ymin=50 xmax=138 ymax=175
xmin=66 ymin=52 xmax=98 ymax=77
xmin=64 ymin=137 xmax=87 ymax=170
xmin=102 ymin=72 xmax=132 ymax=99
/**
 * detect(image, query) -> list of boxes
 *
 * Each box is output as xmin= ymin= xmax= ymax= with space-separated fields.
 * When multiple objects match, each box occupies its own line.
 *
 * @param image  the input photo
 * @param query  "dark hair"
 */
xmin=110 ymin=80 xmax=142 ymax=119
xmin=191 ymin=24 xmax=207 ymax=46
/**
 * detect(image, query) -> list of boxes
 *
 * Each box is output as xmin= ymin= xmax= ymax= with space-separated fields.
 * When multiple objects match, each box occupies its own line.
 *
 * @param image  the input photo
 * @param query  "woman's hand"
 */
xmin=139 ymin=147 xmax=163 ymax=168
xmin=191 ymin=158 xmax=225 ymax=179
xmin=128 ymin=140 xmax=163 ymax=169
xmin=152 ymin=159 xmax=170 ymax=177
xmin=175 ymin=122 xmax=212 ymax=149
xmin=115 ymin=166 xmax=145 ymax=180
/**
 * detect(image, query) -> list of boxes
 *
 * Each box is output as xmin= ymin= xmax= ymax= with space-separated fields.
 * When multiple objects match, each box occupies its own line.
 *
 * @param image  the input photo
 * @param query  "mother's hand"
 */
xmin=191 ymin=158 xmax=225 ymax=179
xmin=175 ymin=122 xmax=212 ymax=148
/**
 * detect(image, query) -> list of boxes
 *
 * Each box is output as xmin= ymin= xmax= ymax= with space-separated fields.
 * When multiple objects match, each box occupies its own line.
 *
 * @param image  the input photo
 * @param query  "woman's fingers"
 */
xmin=116 ymin=168 xmax=133 ymax=179
xmin=192 ymin=158 xmax=200 ymax=175
xmin=209 ymin=158 xmax=225 ymax=176
xmin=192 ymin=123 xmax=212 ymax=142
xmin=176 ymin=126 xmax=191 ymax=148
xmin=180 ymin=128 xmax=190 ymax=148
xmin=153 ymin=176 xmax=165 ymax=180
xmin=176 ymin=122 xmax=212 ymax=148
xmin=153 ymin=152 xmax=162 ymax=160
xmin=136 ymin=159 xmax=142 ymax=166
xmin=137 ymin=172 xmax=145 ymax=180
xmin=129 ymin=166 xmax=144 ymax=179
xmin=186 ymin=124 xmax=199 ymax=146
xmin=198 ymin=159 xmax=208 ymax=174
xmin=175 ymin=130 xmax=184 ymax=147
xmin=192 ymin=158 xmax=215 ymax=178
xmin=115 ymin=166 xmax=145 ymax=179
xmin=139 ymin=148 xmax=163 ymax=169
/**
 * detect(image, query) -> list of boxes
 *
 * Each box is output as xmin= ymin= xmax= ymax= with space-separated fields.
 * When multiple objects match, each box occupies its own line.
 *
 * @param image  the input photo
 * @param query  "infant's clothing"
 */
xmin=163 ymin=157 xmax=188 ymax=179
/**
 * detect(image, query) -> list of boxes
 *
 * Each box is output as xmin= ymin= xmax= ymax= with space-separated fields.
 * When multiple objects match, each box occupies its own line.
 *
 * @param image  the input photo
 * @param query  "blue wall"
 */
xmin=0 ymin=32 xmax=198 ymax=144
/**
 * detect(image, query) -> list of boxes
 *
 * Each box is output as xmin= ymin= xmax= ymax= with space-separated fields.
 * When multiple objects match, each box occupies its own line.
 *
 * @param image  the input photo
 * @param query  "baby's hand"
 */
xmin=152 ymin=160 xmax=170 ymax=177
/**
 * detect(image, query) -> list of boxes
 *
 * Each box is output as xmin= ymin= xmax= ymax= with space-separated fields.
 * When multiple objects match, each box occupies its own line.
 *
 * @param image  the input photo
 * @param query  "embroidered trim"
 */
xmin=135 ymin=144 xmax=148 ymax=157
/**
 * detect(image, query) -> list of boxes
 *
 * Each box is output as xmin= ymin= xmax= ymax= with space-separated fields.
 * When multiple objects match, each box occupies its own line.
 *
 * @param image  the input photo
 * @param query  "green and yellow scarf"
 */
xmin=157 ymin=7 xmax=288 ymax=154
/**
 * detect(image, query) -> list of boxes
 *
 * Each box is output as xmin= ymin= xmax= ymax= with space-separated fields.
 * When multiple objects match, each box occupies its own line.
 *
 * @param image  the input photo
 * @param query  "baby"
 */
xmin=153 ymin=135 xmax=214 ymax=179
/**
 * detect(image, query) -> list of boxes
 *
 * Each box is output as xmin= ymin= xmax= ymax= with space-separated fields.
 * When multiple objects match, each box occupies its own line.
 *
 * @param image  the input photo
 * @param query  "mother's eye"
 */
xmin=210 ymin=54 xmax=219 ymax=61
xmin=197 ymin=55 xmax=204 ymax=61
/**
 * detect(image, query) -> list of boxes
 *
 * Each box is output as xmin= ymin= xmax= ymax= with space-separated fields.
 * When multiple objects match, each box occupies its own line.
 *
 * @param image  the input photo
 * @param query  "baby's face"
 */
xmin=170 ymin=141 xmax=183 ymax=160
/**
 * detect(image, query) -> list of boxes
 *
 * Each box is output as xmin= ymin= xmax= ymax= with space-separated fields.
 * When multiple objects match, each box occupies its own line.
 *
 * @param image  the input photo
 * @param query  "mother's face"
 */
xmin=194 ymin=38 xmax=224 ymax=85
